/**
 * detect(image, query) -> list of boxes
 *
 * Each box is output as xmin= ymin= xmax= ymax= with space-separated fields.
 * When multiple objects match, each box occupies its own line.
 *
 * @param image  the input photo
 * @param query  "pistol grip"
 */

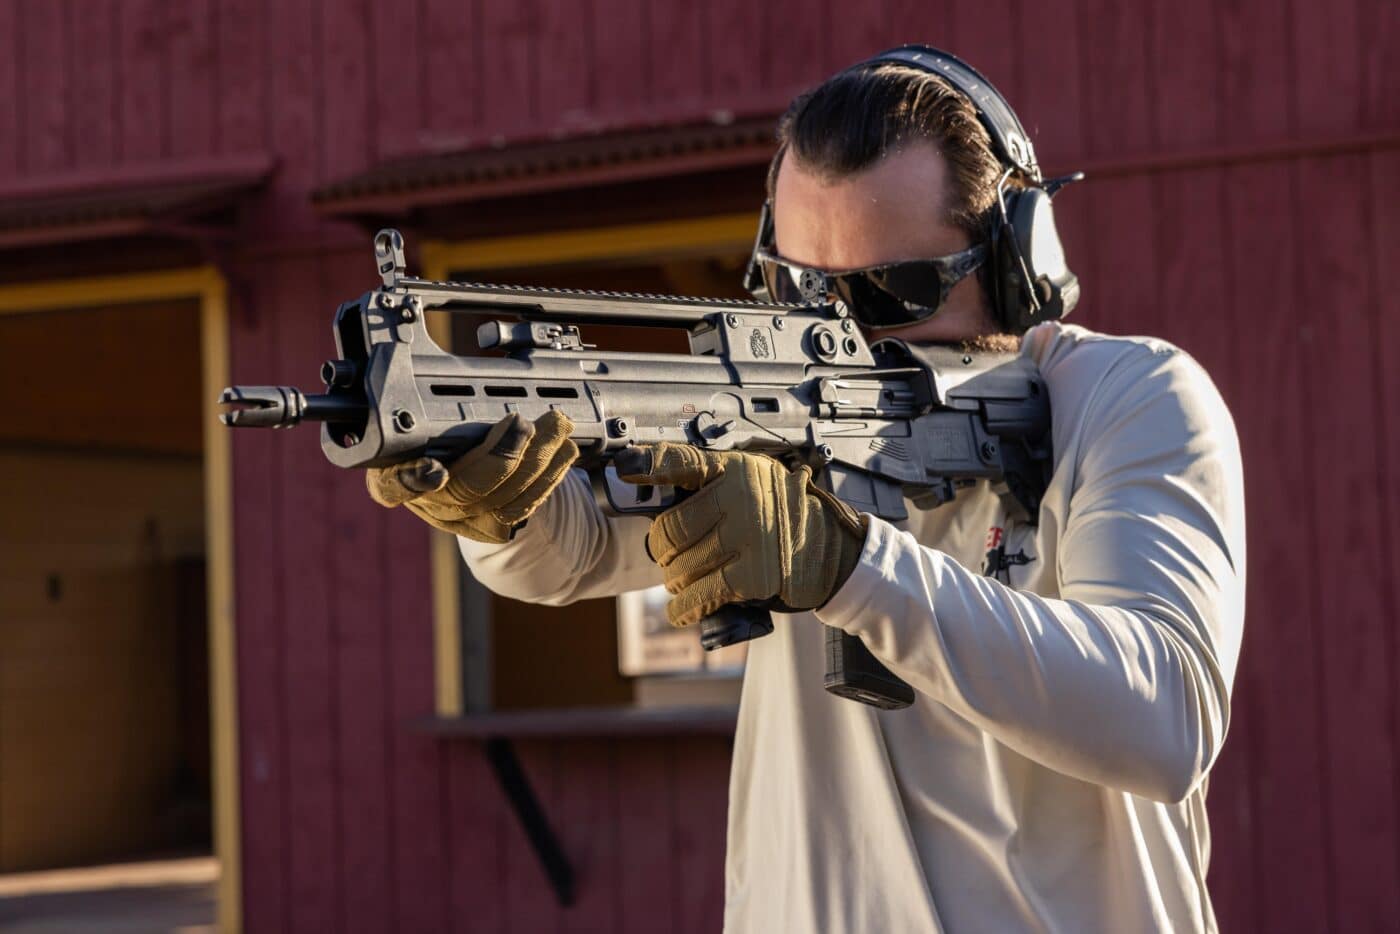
xmin=698 ymin=605 xmax=774 ymax=649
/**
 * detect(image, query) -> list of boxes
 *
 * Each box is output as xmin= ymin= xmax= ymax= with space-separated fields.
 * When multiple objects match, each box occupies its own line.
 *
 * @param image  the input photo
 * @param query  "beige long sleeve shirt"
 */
xmin=459 ymin=322 xmax=1247 ymax=933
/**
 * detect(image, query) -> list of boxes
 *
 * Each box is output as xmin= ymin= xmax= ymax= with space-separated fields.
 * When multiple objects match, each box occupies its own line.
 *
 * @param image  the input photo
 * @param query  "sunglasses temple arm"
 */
xmin=743 ymin=202 xmax=775 ymax=300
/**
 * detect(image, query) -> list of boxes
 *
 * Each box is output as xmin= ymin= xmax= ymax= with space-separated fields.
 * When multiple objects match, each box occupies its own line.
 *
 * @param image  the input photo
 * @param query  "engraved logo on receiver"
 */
xmin=749 ymin=329 xmax=772 ymax=359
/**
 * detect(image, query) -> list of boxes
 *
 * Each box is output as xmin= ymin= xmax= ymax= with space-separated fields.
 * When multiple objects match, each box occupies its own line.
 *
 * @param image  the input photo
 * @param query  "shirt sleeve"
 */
xmin=458 ymin=467 xmax=663 ymax=604
xmin=817 ymin=345 xmax=1246 ymax=803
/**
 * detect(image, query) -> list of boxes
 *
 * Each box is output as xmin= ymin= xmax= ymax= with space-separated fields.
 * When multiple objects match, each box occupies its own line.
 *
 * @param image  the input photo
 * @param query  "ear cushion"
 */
xmin=995 ymin=187 xmax=1079 ymax=331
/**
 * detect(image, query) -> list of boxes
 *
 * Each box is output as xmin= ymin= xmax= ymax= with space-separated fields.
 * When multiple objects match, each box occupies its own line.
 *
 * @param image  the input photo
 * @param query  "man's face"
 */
xmin=771 ymin=141 xmax=1003 ymax=344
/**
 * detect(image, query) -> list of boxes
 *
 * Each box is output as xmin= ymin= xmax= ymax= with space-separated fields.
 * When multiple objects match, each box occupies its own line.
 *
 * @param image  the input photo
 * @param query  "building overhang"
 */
xmin=0 ymin=155 xmax=276 ymax=251
xmin=310 ymin=116 xmax=779 ymax=234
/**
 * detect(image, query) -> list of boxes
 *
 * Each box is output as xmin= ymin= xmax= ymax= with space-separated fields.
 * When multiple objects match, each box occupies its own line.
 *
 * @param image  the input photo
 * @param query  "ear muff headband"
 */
xmin=859 ymin=45 xmax=1042 ymax=183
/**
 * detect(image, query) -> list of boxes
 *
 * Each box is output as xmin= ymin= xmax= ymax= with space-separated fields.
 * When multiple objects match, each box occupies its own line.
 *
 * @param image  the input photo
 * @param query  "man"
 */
xmin=368 ymin=48 xmax=1245 ymax=933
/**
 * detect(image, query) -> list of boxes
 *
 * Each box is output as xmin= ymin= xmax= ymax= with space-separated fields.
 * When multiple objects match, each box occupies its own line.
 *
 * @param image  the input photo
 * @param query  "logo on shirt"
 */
xmin=983 ymin=524 xmax=1035 ymax=582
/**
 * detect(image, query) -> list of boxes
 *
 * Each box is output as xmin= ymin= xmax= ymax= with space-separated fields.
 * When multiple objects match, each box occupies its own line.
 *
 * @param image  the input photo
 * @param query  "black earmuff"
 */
xmin=992 ymin=173 xmax=1083 ymax=332
xmin=753 ymin=44 xmax=1083 ymax=332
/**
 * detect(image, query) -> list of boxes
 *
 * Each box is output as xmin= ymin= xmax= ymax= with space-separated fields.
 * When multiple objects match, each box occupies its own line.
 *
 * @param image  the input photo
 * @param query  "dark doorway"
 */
xmin=0 ymin=300 xmax=212 ymax=871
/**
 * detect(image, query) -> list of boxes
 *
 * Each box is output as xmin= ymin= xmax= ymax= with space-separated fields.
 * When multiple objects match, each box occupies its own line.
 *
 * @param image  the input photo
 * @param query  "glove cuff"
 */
xmin=828 ymin=506 xmax=869 ymax=605
xmin=804 ymin=474 xmax=871 ymax=608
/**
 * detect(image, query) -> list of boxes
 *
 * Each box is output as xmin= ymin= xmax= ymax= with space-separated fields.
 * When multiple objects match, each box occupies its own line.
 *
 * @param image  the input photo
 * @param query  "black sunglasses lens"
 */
xmin=762 ymin=249 xmax=977 ymax=326
xmin=762 ymin=259 xmax=808 ymax=304
xmin=834 ymin=272 xmax=941 ymax=329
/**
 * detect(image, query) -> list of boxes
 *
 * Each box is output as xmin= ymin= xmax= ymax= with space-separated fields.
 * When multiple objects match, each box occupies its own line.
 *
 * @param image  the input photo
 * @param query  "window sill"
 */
xmin=417 ymin=704 xmax=738 ymax=739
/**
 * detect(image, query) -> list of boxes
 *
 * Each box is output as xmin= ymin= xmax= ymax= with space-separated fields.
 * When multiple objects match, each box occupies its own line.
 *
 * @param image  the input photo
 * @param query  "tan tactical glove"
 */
xmin=366 ymin=410 xmax=578 ymax=543
xmin=615 ymin=444 xmax=868 ymax=628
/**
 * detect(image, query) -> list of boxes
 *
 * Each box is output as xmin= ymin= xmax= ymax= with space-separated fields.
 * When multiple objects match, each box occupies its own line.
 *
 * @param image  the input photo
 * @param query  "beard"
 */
xmin=955 ymin=332 xmax=1024 ymax=354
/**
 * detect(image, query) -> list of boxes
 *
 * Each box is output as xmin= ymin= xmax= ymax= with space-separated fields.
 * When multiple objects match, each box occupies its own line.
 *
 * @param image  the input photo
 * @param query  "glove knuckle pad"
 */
xmin=488 ymin=412 xmax=536 ymax=458
xmin=661 ymin=532 xmax=730 ymax=591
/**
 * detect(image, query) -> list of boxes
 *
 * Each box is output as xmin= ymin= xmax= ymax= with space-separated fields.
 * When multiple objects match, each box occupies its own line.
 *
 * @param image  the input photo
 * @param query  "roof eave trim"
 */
xmin=313 ymin=143 xmax=774 ymax=219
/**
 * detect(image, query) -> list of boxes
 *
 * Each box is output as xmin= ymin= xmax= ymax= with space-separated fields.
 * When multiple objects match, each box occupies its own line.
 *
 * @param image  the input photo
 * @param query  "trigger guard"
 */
xmin=591 ymin=465 xmax=677 ymax=517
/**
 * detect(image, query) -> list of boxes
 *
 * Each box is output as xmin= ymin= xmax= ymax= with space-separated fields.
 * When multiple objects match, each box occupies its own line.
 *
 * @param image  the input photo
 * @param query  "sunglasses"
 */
xmin=745 ymin=203 xmax=988 ymax=330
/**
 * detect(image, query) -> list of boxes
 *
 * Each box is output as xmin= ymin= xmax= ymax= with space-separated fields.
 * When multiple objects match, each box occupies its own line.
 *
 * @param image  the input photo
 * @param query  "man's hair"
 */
xmin=767 ymin=63 xmax=1008 ymax=239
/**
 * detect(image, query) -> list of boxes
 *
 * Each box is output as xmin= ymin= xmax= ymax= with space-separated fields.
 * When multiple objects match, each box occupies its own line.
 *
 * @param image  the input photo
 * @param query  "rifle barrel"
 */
xmin=219 ymin=385 xmax=366 ymax=428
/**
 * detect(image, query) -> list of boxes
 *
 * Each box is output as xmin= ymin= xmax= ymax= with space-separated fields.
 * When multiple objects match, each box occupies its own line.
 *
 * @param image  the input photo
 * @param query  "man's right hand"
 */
xmin=365 ymin=410 xmax=578 ymax=543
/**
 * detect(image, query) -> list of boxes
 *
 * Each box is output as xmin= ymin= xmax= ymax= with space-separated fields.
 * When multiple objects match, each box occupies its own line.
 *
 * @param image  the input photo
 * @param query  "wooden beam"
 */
xmin=0 ymin=266 xmax=220 ymax=314
xmin=420 ymin=212 xmax=757 ymax=275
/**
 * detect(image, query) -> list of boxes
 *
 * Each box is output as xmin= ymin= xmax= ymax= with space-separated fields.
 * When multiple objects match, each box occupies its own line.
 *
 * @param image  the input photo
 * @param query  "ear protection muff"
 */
xmin=752 ymin=44 xmax=1084 ymax=333
xmin=992 ymin=171 xmax=1082 ymax=332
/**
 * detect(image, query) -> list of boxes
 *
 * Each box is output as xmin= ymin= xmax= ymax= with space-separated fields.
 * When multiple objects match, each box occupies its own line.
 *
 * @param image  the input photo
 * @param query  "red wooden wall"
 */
xmin=1 ymin=0 xmax=1397 ymax=930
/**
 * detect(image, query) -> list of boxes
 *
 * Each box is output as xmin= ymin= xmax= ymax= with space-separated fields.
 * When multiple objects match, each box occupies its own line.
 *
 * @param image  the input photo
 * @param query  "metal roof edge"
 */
xmin=311 ymin=116 xmax=779 ymax=218
xmin=0 ymin=153 xmax=278 ymax=202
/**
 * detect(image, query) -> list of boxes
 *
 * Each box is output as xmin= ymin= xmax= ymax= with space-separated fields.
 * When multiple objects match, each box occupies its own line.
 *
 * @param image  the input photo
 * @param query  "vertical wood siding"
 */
xmin=2 ymin=1 xmax=1396 ymax=930
xmin=227 ymin=265 xmax=287 ymax=934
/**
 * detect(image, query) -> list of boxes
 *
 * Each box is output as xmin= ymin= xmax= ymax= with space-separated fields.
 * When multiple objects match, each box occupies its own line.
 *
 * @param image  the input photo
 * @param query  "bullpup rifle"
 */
xmin=220 ymin=230 xmax=1051 ymax=710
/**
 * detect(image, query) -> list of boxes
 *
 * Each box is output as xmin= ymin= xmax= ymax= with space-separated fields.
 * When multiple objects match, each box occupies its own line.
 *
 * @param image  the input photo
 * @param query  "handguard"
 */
xmin=219 ymin=230 xmax=1052 ymax=710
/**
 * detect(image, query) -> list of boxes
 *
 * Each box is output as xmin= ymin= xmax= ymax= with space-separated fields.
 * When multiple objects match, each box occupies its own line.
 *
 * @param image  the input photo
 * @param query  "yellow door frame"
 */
xmin=419 ymin=211 xmax=758 ymax=716
xmin=0 ymin=267 xmax=241 ymax=934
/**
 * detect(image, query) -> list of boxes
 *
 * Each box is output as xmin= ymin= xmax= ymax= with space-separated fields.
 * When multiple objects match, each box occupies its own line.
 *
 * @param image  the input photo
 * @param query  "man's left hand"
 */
xmin=615 ymin=444 xmax=868 ymax=628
